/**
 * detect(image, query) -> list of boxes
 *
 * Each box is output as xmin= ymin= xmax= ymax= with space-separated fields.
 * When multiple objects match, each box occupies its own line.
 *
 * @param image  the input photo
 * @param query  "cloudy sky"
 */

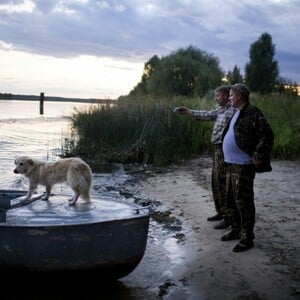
xmin=0 ymin=0 xmax=299 ymax=99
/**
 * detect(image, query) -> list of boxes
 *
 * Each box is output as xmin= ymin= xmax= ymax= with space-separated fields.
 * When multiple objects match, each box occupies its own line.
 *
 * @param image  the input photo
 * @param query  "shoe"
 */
xmin=232 ymin=240 xmax=254 ymax=252
xmin=207 ymin=214 xmax=223 ymax=221
xmin=221 ymin=230 xmax=240 ymax=241
xmin=214 ymin=219 xmax=230 ymax=229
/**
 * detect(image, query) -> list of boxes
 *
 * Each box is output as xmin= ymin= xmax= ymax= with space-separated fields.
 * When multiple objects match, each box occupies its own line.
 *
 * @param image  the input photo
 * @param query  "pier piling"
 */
xmin=39 ymin=92 xmax=44 ymax=115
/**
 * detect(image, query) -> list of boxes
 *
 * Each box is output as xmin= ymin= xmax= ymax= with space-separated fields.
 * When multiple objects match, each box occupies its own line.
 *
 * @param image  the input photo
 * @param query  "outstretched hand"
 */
xmin=173 ymin=107 xmax=191 ymax=115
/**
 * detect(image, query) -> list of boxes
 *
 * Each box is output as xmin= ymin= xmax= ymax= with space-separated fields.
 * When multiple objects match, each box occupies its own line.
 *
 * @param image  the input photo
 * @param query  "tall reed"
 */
xmin=67 ymin=94 xmax=300 ymax=165
xmin=251 ymin=94 xmax=300 ymax=159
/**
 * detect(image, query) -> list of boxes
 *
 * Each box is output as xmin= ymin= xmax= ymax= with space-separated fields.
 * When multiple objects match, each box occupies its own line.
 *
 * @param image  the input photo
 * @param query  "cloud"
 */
xmin=0 ymin=0 xmax=35 ymax=13
xmin=0 ymin=0 xmax=299 ymax=98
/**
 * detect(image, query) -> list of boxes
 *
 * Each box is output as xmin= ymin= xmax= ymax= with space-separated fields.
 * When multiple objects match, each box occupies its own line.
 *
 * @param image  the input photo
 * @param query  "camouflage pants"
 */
xmin=225 ymin=163 xmax=256 ymax=241
xmin=211 ymin=147 xmax=226 ymax=216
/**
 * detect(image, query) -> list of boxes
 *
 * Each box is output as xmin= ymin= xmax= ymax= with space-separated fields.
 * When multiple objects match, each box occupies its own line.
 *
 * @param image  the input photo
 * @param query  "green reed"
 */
xmin=67 ymin=94 xmax=300 ymax=166
xmin=251 ymin=94 xmax=300 ymax=160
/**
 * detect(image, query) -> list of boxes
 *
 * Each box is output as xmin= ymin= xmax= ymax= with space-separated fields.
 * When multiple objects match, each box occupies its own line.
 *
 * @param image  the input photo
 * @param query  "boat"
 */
xmin=0 ymin=189 xmax=150 ymax=280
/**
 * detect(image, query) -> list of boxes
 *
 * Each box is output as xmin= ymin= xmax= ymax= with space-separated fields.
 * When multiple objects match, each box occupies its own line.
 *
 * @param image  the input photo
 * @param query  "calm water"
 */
xmin=0 ymin=100 xmax=128 ymax=191
xmin=0 ymin=100 xmax=75 ymax=187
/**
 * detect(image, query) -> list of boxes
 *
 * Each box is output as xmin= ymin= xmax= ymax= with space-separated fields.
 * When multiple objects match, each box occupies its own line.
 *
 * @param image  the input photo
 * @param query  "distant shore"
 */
xmin=0 ymin=93 xmax=116 ymax=103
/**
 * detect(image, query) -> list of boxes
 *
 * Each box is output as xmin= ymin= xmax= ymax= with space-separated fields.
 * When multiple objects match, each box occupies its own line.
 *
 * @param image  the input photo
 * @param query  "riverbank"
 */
xmin=123 ymin=155 xmax=300 ymax=299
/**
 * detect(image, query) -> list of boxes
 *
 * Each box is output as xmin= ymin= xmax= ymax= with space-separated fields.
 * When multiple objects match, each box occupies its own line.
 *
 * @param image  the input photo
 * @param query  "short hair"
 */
xmin=215 ymin=85 xmax=230 ymax=95
xmin=230 ymin=83 xmax=250 ymax=97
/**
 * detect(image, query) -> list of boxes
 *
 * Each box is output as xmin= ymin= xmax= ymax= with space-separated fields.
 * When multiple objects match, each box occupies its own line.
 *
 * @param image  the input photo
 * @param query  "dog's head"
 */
xmin=14 ymin=156 xmax=35 ymax=175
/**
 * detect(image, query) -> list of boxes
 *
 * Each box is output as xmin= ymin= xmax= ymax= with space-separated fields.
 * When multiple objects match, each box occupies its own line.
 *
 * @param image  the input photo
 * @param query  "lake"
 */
xmin=0 ymin=100 xmax=129 ymax=191
xmin=0 ymin=100 xmax=82 ymax=186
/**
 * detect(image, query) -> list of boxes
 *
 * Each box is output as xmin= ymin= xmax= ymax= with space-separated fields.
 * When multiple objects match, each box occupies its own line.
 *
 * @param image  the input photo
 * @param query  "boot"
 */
xmin=214 ymin=217 xmax=230 ymax=229
xmin=207 ymin=214 xmax=223 ymax=221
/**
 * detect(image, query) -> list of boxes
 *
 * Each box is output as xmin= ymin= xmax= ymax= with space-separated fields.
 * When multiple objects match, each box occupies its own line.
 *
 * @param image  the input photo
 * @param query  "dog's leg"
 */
xmin=68 ymin=192 xmax=80 ymax=206
xmin=24 ymin=182 xmax=37 ymax=201
xmin=24 ymin=191 xmax=33 ymax=201
xmin=42 ymin=185 xmax=51 ymax=201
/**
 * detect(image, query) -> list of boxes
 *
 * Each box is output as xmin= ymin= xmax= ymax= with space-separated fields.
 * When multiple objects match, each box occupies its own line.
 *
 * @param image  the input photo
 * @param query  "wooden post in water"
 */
xmin=39 ymin=92 xmax=44 ymax=115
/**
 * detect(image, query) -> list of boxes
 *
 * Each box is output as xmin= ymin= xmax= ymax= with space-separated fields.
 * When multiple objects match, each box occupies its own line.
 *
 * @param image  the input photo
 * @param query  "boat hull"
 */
xmin=0 ymin=190 xmax=150 ymax=279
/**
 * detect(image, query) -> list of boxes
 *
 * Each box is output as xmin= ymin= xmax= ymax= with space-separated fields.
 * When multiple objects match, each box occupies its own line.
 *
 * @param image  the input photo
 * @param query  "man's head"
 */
xmin=229 ymin=83 xmax=251 ymax=108
xmin=215 ymin=85 xmax=230 ymax=106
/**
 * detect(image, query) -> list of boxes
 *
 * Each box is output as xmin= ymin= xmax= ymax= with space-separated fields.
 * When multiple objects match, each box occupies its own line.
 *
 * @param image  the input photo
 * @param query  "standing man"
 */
xmin=175 ymin=85 xmax=235 ymax=229
xmin=221 ymin=83 xmax=274 ymax=252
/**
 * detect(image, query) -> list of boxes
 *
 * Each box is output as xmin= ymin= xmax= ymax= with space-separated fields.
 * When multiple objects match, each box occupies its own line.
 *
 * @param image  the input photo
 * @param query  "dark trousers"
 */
xmin=225 ymin=163 xmax=256 ymax=241
xmin=211 ymin=146 xmax=226 ymax=216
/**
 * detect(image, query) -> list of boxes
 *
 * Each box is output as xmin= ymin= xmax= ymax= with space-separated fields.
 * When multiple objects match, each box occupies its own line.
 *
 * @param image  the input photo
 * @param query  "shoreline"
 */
xmin=123 ymin=155 xmax=300 ymax=299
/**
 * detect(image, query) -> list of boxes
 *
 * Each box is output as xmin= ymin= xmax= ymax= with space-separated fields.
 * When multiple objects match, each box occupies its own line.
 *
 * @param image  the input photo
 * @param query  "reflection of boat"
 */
xmin=0 ymin=189 xmax=150 ymax=280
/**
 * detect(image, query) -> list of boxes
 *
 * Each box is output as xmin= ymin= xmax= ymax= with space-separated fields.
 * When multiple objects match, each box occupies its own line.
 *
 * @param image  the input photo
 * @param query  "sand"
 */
xmin=124 ymin=155 xmax=300 ymax=299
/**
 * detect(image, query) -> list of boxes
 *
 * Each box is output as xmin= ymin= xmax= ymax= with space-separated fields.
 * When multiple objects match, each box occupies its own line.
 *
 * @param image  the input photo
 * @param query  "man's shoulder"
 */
xmin=242 ymin=104 xmax=264 ymax=115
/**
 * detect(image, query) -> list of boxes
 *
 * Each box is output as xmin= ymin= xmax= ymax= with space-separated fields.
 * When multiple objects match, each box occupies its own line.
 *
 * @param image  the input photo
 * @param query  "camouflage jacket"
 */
xmin=223 ymin=103 xmax=274 ymax=172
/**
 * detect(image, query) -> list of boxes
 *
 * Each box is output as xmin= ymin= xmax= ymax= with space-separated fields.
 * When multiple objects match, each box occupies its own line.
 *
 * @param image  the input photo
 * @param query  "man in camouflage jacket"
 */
xmin=221 ymin=83 xmax=274 ymax=252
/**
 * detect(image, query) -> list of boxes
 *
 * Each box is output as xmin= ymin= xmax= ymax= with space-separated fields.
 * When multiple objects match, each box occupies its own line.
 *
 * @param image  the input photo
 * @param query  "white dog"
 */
xmin=14 ymin=156 xmax=92 ymax=206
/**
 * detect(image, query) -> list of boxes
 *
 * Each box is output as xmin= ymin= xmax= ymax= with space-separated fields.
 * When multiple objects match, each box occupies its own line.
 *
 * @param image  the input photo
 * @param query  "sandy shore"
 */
xmin=124 ymin=155 xmax=300 ymax=299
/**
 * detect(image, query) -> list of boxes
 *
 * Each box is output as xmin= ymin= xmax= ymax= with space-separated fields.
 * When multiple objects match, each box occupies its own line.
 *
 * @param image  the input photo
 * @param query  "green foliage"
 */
xmin=66 ymin=94 xmax=300 ymax=166
xmin=127 ymin=46 xmax=223 ymax=98
xmin=67 ymin=96 xmax=215 ymax=165
xmin=245 ymin=33 xmax=279 ymax=93
xmin=127 ymin=55 xmax=161 ymax=98
xmin=64 ymin=40 xmax=300 ymax=165
xmin=251 ymin=94 xmax=300 ymax=159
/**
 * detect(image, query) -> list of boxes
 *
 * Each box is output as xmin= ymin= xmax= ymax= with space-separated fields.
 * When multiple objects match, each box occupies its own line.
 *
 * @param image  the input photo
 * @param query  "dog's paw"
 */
xmin=68 ymin=198 xmax=76 ymax=206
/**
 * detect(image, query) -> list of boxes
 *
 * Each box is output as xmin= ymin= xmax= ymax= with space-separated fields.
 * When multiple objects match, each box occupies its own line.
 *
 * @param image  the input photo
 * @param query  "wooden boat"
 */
xmin=0 ymin=189 xmax=150 ymax=280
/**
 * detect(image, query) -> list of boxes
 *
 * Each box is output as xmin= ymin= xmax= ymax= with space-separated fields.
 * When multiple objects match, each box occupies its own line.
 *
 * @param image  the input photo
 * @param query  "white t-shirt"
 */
xmin=223 ymin=110 xmax=252 ymax=164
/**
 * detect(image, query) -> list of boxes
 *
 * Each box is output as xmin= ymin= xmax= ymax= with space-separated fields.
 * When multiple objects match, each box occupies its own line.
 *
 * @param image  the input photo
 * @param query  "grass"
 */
xmin=64 ymin=94 xmax=300 ymax=166
xmin=251 ymin=94 xmax=300 ymax=159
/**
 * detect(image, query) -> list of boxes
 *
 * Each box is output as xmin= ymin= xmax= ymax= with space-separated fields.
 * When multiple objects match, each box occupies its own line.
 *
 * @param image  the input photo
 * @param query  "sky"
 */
xmin=0 ymin=0 xmax=299 ymax=99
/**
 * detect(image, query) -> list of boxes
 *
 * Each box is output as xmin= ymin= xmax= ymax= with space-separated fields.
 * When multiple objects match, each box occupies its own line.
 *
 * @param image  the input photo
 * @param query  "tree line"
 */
xmin=122 ymin=32 xmax=298 ymax=99
xmin=63 ymin=32 xmax=299 ymax=167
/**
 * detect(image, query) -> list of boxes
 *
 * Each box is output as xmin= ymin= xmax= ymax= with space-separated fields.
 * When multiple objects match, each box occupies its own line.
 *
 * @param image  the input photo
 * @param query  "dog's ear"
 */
xmin=28 ymin=159 xmax=34 ymax=165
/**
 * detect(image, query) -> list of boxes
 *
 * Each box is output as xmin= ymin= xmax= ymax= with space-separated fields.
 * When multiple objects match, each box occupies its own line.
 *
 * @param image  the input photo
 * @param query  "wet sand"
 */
xmin=121 ymin=156 xmax=300 ymax=299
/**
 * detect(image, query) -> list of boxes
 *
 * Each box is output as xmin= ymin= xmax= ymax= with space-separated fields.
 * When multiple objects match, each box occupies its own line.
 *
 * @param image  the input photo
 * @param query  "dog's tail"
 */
xmin=82 ymin=169 xmax=92 ymax=202
xmin=80 ymin=190 xmax=91 ymax=202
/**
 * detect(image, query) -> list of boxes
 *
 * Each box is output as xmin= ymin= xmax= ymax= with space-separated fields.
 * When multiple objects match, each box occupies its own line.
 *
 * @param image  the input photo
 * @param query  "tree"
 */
xmin=245 ymin=33 xmax=279 ymax=94
xmin=127 ymin=55 xmax=161 ymax=97
xmin=226 ymin=65 xmax=243 ymax=84
xmin=127 ymin=46 xmax=223 ymax=97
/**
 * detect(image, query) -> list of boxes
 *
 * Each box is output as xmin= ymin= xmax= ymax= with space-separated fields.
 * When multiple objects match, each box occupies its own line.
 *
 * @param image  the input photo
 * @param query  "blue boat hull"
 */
xmin=0 ymin=190 xmax=150 ymax=279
